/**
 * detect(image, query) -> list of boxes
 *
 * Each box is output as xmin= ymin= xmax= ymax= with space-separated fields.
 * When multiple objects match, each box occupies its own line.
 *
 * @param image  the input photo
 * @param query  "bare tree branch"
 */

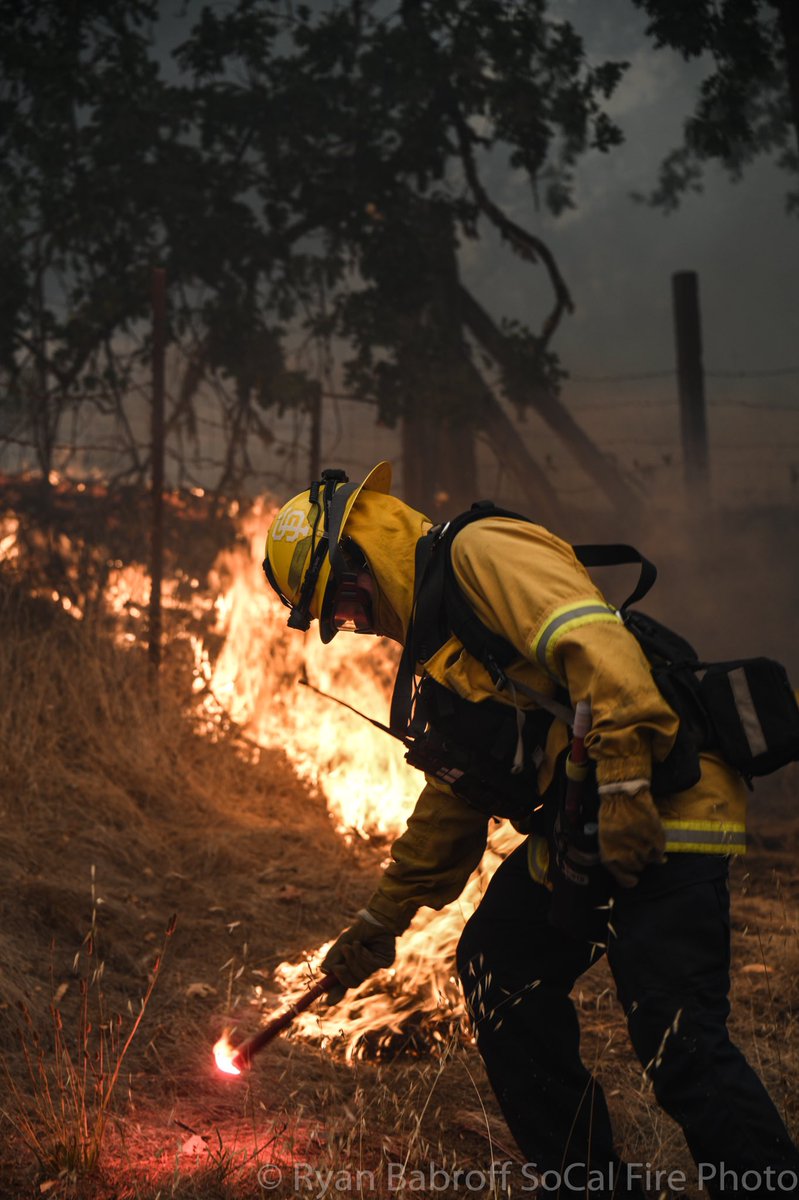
xmin=448 ymin=98 xmax=574 ymax=352
xmin=459 ymin=283 xmax=641 ymax=512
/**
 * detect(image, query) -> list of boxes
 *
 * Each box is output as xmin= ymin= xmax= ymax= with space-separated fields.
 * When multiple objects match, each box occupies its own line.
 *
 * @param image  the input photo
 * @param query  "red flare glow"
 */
xmin=213 ymin=1033 xmax=241 ymax=1076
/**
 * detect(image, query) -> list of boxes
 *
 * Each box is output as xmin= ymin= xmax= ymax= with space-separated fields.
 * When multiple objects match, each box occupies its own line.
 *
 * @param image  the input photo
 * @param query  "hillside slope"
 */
xmin=0 ymin=568 xmax=796 ymax=1198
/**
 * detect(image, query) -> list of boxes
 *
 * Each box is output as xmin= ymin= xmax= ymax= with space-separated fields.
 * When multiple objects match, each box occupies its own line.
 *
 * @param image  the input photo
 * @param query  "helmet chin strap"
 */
xmin=286 ymin=532 xmax=328 ymax=631
xmin=324 ymin=473 xmax=360 ymax=580
xmin=275 ymin=468 xmax=354 ymax=634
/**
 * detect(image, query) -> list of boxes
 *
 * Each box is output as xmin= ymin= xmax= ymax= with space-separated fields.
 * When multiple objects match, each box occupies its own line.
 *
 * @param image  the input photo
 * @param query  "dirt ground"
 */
xmin=0 ymin=493 xmax=797 ymax=1199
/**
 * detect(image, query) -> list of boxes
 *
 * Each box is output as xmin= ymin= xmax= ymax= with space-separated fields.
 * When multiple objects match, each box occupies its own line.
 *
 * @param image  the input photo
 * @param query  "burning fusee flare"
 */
xmin=212 ymin=972 xmax=338 ymax=1074
xmin=213 ymin=1034 xmax=241 ymax=1076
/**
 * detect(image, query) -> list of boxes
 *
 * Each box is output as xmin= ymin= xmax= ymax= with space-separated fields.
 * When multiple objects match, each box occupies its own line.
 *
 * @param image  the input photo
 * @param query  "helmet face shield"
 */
xmin=330 ymin=586 xmax=374 ymax=635
xmin=320 ymin=540 xmax=375 ymax=640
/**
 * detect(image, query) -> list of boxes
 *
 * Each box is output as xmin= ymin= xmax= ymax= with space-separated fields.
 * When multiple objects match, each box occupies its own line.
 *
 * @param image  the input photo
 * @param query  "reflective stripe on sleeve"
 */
xmin=662 ymin=818 xmax=747 ymax=854
xmin=530 ymin=601 xmax=621 ymax=681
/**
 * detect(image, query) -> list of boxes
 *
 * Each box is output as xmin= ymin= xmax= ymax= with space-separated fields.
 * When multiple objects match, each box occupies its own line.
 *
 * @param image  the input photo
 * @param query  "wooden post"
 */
xmin=672 ymin=270 xmax=709 ymax=498
xmin=149 ymin=267 xmax=166 ymax=673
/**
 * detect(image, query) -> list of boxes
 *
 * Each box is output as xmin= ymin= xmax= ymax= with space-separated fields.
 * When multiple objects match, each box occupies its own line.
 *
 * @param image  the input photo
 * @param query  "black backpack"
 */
xmin=390 ymin=501 xmax=799 ymax=791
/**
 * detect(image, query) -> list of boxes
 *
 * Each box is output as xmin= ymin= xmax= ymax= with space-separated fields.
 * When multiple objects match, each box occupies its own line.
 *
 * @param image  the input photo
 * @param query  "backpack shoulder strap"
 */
xmin=441 ymin=502 xmax=526 ymax=686
xmin=389 ymin=502 xmax=659 ymax=734
xmin=389 ymin=528 xmax=440 ymax=735
xmin=390 ymin=501 xmax=519 ymax=734
xmin=572 ymin=543 xmax=657 ymax=611
xmin=439 ymin=513 xmax=658 ymax=669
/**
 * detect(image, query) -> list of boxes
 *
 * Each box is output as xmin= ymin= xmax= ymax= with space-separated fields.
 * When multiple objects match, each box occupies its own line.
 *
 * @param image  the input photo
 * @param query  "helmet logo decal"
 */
xmin=271 ymin=506 xmax=312 ymax=543
xmin=288 ymin=535 xmax=313 ymax=595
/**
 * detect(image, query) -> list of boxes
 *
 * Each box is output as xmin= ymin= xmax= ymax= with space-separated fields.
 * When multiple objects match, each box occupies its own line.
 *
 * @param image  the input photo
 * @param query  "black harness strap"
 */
xmin=389 ymin=501 xmax=659 ymax=739
xmin=389 ymin=529 xmax=440 ymax=735
xmin=572 ymin=543 xmax=657 ymax=612
xmin=412 ymin=532 xmax=450 ymax=664
xmin=325 ymin=479 xmax=361 ymax=580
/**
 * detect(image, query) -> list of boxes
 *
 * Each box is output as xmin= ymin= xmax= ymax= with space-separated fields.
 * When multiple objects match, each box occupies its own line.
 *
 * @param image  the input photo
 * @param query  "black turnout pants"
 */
xmin=457 ymin=844 xmax=799 ymax=1199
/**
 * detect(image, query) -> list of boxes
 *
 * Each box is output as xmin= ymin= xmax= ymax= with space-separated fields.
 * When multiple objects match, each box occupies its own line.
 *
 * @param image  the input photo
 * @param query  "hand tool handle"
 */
xmin=231 ymin=972 xmax=338 ymax=1070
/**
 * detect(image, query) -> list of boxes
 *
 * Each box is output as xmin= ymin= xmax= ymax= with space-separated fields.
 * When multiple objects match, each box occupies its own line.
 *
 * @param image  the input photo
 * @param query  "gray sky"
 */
xmin=452 ymin=0 xmax=799 ymax=511
xmin=467 ymin=0 xmax=798 ymax=377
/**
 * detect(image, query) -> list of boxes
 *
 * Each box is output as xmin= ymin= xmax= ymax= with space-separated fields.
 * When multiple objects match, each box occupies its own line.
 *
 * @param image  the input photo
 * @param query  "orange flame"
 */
xmin=2 ymin=488 xmax=520 ymax=1058
xmin=200 ymin=502 xmax=524 ymax=1057
xmin=0 ymin=482 xmax=520 ymax=1056
xmin=213 ymin=1033 xmax=241 ymax=1076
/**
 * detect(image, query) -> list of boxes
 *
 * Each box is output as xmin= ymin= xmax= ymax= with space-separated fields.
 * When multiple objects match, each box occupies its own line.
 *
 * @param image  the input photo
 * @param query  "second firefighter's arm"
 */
xmin=365 ymin=778 xmax=489 ymax=934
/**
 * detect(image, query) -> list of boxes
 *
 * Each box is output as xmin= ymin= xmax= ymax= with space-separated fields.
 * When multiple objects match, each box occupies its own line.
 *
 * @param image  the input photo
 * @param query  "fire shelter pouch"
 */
xmin=699 ymin=658 xmax=799 ymax=777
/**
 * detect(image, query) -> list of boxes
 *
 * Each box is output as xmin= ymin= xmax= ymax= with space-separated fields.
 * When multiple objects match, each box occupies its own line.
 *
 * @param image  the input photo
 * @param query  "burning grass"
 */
xmin=0 ymin=490 xmax=797 ymax=1197
xmin=201 ymin=503 xmax=526 ymax=1061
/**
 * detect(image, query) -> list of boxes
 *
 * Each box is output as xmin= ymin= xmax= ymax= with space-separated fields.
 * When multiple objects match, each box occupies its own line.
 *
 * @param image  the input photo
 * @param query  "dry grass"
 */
xmin=0 ymin=570 xmax=796 ymax=1198
xmin=3 ymin=902 xmax=174 ymax=1180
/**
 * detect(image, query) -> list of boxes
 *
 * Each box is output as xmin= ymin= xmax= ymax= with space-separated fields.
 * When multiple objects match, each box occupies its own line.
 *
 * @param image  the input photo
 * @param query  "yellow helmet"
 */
xmin=263 ymin=462 xmax=392 ymax=642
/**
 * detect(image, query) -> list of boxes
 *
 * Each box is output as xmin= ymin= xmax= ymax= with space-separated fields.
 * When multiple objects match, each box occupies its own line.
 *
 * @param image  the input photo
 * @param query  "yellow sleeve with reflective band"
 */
xmin=536 ymin=606 xmax=681 ymax=785
xmin=366 ymin=777 xmax=489 ymax=934
xmin=450 ymin=518 xmax=679 ymax=787
xmin=530 ymin=599 xmax=621 ymax=683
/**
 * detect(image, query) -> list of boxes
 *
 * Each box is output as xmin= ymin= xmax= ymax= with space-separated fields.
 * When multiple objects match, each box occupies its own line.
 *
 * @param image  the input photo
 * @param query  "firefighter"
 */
xmin=263 ymin=463 xmax=799 ymax=1199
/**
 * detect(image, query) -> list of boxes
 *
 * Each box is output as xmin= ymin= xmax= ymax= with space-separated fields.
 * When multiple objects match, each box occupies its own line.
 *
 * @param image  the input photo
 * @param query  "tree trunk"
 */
xmin=397 ymin=205 xmax=568 ymax=519
xmin=398 ymin=202 xmax=481 ymax=517
xmin=477 ymin=389 xmax=560 ymax=525
xmin=459 ymin=285 xmax=640 ymax=513
xmin=437 ymin=408 xmax=478 ymax=515
xmin=402 ymin=391 xmax=439 ymax=515
xmin=402 ymin=391 xmax=478 ymax=517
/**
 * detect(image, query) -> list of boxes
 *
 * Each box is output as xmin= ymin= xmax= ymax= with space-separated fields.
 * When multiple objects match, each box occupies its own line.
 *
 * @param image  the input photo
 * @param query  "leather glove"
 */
xmin=321 ymin=910 xmax=396 ymax=1005
xmin=598 ymin=784 xmax=666 ymax=888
